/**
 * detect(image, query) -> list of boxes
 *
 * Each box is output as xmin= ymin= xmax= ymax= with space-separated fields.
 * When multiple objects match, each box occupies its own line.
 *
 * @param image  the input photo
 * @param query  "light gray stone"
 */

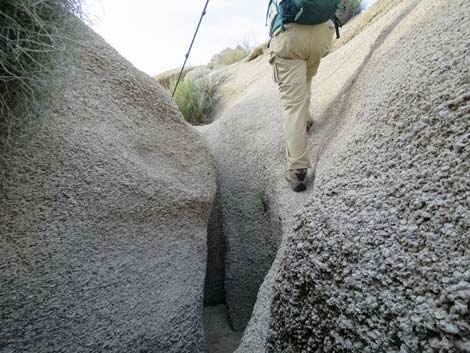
xmin=0 ymin=17 xmax=216 ymax=353
xmin=267 ymin=0 xmax=470 ymax=351
xmin=199 ymin=0 xmax=470 ymax=351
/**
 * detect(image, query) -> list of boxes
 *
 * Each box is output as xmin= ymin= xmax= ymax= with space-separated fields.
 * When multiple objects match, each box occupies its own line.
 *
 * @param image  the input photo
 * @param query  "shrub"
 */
xmin=337 ymin=0 xmax=363 ymax=24
xmin=209 ymin=46 xmax=249 ymax=67
xmin=0 ymin=0 xmax=82 ymax=156
xmin=218 ymin=49 xmax=249 ymax=66
xmin=155 ymin=67 xmax=194 ymax=91
xmin=170 ymin=77 xmax=219 ymax=125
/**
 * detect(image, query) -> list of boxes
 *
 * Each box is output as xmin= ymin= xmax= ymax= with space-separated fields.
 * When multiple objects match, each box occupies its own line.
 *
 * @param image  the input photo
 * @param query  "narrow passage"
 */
xmin=204 ymin=305 xmax=244 ymax=353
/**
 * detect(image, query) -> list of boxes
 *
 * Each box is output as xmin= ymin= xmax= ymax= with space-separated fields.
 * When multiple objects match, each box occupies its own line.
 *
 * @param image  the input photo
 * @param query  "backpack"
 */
xmin=267 ymin=0 xmax=342 ymax=38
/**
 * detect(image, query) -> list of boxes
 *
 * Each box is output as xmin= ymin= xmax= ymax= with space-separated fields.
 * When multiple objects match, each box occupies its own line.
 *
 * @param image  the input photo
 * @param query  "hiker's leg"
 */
xmin=306 ymin=21 xmax=335 ymax=78
xmin=271 ymin=56 xmax=310 ymax=170
xmin=306 ymin=77 xmax=313 ymax=125
xmin=305 ymin=22 xmax=335 ymax=135
xmin=270 ymin=24 xmax=321 ymax=170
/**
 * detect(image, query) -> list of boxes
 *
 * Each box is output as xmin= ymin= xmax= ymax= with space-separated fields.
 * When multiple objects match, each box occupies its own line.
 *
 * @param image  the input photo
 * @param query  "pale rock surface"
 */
xmin=267 ymin=0 xmax=470 ymax=349
xmin=201 ymin=0 xmax=469 ymax=351
xmin=204 ymin=305 xmax=244 ymax=353
xmin=0 ymin=18 xmax=216 ymax=353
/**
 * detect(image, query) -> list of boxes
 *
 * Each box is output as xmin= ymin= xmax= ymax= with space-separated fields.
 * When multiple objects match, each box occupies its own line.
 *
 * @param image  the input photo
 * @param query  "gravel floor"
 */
xmin=204 ymin=305 xmax=244 ymax=353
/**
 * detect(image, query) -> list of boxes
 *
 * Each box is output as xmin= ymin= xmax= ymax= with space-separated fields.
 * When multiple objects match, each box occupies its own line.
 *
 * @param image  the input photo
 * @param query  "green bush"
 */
xmin=0 ymin=0 xmax=82 ymax=156
xmin=337 ymin=0 xmax=363 ymax=24
xmin=170 ymin=77 xmax=218 ymax=125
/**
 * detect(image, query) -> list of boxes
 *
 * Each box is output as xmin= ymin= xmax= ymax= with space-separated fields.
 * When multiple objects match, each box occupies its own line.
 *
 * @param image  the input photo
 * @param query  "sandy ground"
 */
xmin=204 ymin=305 xmax=244 ymax=353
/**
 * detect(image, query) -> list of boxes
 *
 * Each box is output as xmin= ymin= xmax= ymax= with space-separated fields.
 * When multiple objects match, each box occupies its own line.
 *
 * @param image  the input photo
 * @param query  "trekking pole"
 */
xmin=172 ymin=0 xmax=210 ymax=98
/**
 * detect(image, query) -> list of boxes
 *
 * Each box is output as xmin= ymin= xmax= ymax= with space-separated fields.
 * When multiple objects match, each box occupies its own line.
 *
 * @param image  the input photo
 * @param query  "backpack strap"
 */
xmin=276 ymin=0 xmax=287 ymax=33
xmin=266 ymin=0 xmax=274 ymax=25
xmin=332 ymin=14 xmax=342 ymax=39
xmin=267 ymin=0 xmax=287 ymax=36
xmin=294 ymin=7 xmax=304 ymax=22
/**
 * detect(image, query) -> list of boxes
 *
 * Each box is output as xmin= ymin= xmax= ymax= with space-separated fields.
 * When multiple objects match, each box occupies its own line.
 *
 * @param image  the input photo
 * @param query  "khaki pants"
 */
xmin=270 ymin=21 xmax=334 ymax=170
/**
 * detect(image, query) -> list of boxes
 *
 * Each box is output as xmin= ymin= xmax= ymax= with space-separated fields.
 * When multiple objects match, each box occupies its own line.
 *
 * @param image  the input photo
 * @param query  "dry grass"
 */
xmin=155 ymin=67 xmax=195 ymax=91
xmin=0 ymin=0 xmax=83 ymax=158
xmin=217 ymin=49 xmax=249 ymax=66
xmin=210 ymin=46 xmax=249 ymax=67
xmin=170 ymin=77 xmax=220 ymax=125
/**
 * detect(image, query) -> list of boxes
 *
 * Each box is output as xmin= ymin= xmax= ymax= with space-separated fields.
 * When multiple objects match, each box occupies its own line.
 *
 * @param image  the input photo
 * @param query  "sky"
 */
xmin=84 ymin=0 xmax=377 ymax=76
xmin=84 ymin=0 xmax=269 ymax=76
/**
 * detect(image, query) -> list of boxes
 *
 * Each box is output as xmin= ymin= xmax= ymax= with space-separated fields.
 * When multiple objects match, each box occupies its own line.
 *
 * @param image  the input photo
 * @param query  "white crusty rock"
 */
xmin=267 ymin=0 xmax=469 ymax=351
xmin=0 ymin=17 xmax=216 ymax=353
xmin=201 ymin=0 xmax=469 ymax=351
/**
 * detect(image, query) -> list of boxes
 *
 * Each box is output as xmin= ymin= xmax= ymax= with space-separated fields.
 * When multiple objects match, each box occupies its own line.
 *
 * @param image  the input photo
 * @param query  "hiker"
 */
xmin=267 ymin=0 xmax=340 ymax=192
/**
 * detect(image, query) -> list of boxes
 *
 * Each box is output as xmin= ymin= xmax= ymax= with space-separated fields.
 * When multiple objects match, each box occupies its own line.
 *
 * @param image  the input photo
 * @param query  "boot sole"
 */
xmin=293 ymin=183 xmax=307 ymax=192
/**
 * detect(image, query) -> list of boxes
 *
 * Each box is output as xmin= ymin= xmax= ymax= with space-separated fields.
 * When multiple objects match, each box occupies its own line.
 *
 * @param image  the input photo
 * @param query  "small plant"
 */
xmin=171 ymin=79 xmax=204 ymax=123
xmin=170 ymin=77 xmax=219 ymax=125
xmin=259 ymin=191 xmax=269 ymax=212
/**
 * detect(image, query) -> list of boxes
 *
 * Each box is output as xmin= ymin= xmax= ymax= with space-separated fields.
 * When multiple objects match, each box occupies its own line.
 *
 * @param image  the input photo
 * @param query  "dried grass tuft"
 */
xmin=0 ymin=0 xmax=83 ymax=158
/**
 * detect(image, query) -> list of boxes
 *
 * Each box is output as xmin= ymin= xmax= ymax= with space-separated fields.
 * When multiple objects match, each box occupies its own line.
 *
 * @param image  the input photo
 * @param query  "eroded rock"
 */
xmin=0 ymin=17 xmax=216 ymax=353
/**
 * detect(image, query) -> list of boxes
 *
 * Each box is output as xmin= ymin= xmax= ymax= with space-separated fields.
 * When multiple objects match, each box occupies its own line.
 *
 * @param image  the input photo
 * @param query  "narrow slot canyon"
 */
xmin=203 ymin=306 xmax=244 ymax=353
xmin=202 ymin=190 xmax=244 ymax=353
xmin=2 ymin=1 xmax=468 ymax=352
xmin=201 ymin=186 xmax=282 ymax=353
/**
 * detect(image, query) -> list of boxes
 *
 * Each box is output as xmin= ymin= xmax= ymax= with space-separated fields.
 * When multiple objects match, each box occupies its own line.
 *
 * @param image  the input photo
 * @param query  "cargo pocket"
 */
xmin=269 ymin=55 xmax=281 ymax=85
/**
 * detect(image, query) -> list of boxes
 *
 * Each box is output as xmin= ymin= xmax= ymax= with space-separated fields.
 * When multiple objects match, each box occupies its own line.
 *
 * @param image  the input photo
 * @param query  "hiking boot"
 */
xmin=286 ymin=168 xmax=307 ymax=192
xmin=307 ymin=120 xmax=313 ymax=134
